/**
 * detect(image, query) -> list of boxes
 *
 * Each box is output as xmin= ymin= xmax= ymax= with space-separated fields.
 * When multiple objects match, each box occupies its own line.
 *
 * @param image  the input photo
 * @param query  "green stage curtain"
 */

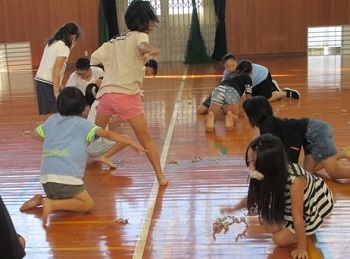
xmin=98 ymin=0 xmax=119 ymax=46
xmin=184 ymin=0 xmax=212 ymax=64
xmin=211 ymin=0 xmax=227 ymax=61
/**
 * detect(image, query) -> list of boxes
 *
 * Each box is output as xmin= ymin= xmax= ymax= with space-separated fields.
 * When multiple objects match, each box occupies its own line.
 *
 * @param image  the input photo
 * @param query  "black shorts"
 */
xmin=251 ymin=73 xmax=274 ymax=99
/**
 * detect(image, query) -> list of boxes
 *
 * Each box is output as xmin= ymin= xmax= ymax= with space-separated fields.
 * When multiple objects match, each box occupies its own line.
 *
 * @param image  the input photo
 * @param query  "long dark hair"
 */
xmin=57 ymin=87 xmax=86 ymax=116
xmin=47 ymin=22 xmax=81 ymax=48
xmin=242 ymin=96 xmax=273 ymax=127
xmin=125 ymin=0 xmax=159 ymax=32
xmin=246 ymin=134 xmax=289 ymax=225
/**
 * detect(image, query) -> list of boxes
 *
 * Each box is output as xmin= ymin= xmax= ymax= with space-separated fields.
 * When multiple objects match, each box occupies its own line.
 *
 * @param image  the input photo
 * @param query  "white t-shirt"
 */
xmin=66 ymin=67 xmax=104 ymax=95
xmin=35 ymin=40 xmax=70 ymax=84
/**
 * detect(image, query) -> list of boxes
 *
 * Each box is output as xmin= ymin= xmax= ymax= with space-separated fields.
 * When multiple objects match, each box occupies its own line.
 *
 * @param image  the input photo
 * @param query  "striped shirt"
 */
xmin=284 ymin=163 xmax=334 ymax=235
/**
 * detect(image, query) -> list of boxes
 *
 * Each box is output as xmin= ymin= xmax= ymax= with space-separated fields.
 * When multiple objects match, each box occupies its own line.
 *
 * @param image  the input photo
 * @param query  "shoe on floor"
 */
xmin=284 ymin=88 xmax=300 ymax=99
xmin=272 ymin=80 xmax=282 ymax=92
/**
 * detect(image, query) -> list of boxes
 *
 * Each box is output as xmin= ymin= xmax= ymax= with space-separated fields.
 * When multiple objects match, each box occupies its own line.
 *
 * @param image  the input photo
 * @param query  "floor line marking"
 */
xmin=132 ymin=65 xmax=189 ymax=259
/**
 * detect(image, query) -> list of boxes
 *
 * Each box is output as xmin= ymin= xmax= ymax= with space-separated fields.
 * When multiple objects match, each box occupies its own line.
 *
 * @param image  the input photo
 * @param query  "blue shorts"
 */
xmin=35 ymin=80 xmax=57 ymax=115
xmin=304 ymin=119 xmax=337 ymax=161
xmin=211 ymin=85 xmax=241 ymax=105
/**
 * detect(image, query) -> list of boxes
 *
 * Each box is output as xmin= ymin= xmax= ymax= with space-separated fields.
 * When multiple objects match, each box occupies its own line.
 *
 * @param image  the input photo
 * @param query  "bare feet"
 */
xmin=42 ymin=198 xmax=53 ymax=226
xmin=99 ymin=156 xmax=117 ymax=168
xmin=205 ymin=112 xmax=215 ymax=132
xmin=19 ymin=194 xmax=43 ymax=211
xmin=225 ymin=111 xmax=236 ymax=131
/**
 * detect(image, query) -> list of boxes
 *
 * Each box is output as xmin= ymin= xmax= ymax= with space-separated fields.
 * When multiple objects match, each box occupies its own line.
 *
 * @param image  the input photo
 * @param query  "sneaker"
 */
xmin=272 ymin=80 xmax=282 ymax=92
xmin=284 ymin=88 xmax=300 ymax=99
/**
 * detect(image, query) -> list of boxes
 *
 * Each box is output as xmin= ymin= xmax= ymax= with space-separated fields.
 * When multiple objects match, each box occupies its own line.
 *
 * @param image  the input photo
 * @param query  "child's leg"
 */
xmin=42 ymin=189 xmax=94 ymax=226
xmin=271 ymin=227 xmax=297 ymax=247
xmin=128 ymin=113 xmax=168 ymax=186
xmin=335 ymin=146 xmax=350 ymax=160
xmin=269 ymin=91 xmax=286 ymax=102
xmin=303 ymin=154 xmax=320 ymax=173
xmin=99 ymin=138 xmax=129 ymax=168
xmin=197 ymin=104 xmax=209 ymax=115
xmin=321 ymin=155 xmax=350 ymax=179
xmin=95 ymin=111 xmax=111 ymax=129
xmin=19 ymin=194 xmax=43 ymax=211
xmin=205 ymin=103 xmax=222 ymax=132
xmin=222 ymin=104 xmax=239 ymax=131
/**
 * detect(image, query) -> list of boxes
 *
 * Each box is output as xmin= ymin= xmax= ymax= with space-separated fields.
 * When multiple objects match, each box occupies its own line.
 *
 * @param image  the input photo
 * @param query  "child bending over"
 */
xmin=243 ymin=96 xmax=350 ymax=179
xmin=221 ymin=134 xmax=334 ymax=259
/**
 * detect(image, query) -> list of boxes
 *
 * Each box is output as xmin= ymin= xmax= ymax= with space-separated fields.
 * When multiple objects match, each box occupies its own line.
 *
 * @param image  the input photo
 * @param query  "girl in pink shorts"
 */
xmin=90 ymin=1 xmax=168 ymax=186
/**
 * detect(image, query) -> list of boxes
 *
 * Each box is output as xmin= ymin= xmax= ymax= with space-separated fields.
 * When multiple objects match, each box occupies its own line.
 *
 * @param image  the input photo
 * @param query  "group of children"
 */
xmin=198 ymin=53 xmax=301 ymax=132
xmin=4 ymin=1 xmax=349 ymax=258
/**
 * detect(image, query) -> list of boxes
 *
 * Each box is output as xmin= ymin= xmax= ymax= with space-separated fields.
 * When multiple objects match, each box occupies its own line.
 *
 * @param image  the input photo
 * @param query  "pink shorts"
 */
xmin=97 ymin=93 xmax=143 ymax=120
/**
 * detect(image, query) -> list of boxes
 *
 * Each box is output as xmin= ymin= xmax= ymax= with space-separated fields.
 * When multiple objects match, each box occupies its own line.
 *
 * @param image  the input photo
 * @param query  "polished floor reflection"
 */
xmin=1 ymin=55 xmax=350 ymax=259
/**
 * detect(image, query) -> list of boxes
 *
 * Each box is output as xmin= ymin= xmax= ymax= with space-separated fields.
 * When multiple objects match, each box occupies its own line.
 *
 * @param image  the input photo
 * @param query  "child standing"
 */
xmin=19 ymin=87 xmax=146 ymax=226
xmin=221 ymin=134 xmax=334 ymax=259
xmin=243 ymin=96 xmax=350 ymax=179
xmin=35 ymin=22 xmax=81 ymax=115
xmin=84 ymin=59 xmax=158 ymax=168
xmin=90 ymin=0 xmax=168 ymax=185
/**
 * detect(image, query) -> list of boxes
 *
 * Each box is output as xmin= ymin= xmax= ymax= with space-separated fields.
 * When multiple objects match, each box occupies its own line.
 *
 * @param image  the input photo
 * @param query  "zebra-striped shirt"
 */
xmin=284 ymin=163 xmax=334 ymax=235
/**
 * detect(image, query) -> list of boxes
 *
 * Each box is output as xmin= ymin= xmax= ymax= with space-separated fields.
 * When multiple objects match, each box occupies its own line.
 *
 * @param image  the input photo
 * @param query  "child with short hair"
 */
xmin=221 ymin=134 xmax=334 ymax=259
xmin=90 ymin=0 xmax=168 ymax=185
xmin=20 ymin=87 xmax=146 ymax=226
xmin=65 ymin=57 xmax=104 ymax=95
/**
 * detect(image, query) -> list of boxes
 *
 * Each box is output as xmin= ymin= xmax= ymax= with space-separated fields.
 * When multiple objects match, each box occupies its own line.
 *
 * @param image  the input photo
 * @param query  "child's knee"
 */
xmin=84 ymin=200 xmax=95 ymax=212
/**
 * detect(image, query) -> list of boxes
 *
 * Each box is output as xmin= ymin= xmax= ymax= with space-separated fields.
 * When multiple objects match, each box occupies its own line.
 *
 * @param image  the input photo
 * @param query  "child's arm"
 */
xmin=32 ymin=130 xmax=44 ymax=142
xmin=138 ymin=42 xmax=160 ymax=57
xmin=52 ymin=57 xmax=67 ymax=97
xmin=95 ymin=128 xmax=146 ymax=153
xmin=290 ymin=176 xmax=308 ymax=258
xmin=220 ymin=196 xmax=248 ymax=215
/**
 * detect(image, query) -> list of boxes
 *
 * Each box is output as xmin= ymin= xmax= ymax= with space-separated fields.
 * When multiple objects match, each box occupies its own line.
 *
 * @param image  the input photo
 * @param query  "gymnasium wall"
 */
xmin=0 ymin=0 xmax=99 ymax=67
xmin=226 ymin=0 xmax=350 ymax=56
xmin=1 ymin=0 xmax=350 ymax=67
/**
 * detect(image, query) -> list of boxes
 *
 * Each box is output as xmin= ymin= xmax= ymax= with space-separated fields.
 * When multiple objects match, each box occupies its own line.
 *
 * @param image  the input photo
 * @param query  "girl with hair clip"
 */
xmin=35 ymin=22 xmax=81 ymax=115
xmin=20 ymin=87 xmax=146 ymax=226
xmin=221 ymin=134 xmax=334 ymax=259
xmin=90 ymin=0 xmax=168 ymax=185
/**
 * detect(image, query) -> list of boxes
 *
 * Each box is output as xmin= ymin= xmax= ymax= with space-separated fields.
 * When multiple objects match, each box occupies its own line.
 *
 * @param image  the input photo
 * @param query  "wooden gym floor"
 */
xmin=1 ymin=55 xmax=350 ymax=259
